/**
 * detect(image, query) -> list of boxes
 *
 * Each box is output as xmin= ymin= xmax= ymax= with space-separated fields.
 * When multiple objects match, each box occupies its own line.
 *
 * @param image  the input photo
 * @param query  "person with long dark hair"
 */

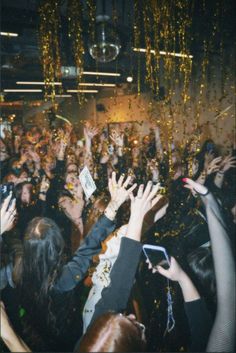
xmin=1 ymin=172 xmax=137 ymax=351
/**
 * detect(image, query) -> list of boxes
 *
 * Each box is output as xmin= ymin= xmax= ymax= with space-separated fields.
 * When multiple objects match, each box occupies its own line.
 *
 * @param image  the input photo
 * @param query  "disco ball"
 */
xmin=89 ymin=17 xmax=121 ymax=63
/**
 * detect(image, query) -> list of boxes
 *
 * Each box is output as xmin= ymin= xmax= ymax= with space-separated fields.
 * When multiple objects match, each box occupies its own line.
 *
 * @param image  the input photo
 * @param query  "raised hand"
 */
xmin=108 ymin=172 xmax=137 ymax=211
xmin=220 ymin=154 xmax=236 ymax=173
xmin=150 ymin=257 xmax=200 ymax=302
xmin=206 ymin=156 xmax=222 ymax=175
xmin=149 ymin=256 xmax=181 ymax=277
xmin=148 ymin=256 xmax=184 ymax=279
xmin=126 ymin=182 xmax=162 ymax=242
xmin=110 ymin=130 xmax=124 ymax=147
xmin=84 ymin=123 xmax=99 ymax=140
xmin=129 ymin=181 xmax=162 ymax=220
xmin=182 ymin=177 xmax=208 ymax=196
xmin=0 ymin=193 xmax=17 ymax=235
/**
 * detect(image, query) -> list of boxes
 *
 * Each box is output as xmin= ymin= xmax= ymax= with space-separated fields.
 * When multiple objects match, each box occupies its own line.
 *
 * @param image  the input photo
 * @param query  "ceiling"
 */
xmin=0 ymin=0 xmax=235 ymax=109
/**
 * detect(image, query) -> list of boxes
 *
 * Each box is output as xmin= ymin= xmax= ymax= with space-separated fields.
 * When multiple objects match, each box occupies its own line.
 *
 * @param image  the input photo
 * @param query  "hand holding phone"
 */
xmin=0 ymin=192 xmax=17 ymax=235
xmin=143 ymin=244 xmax=170 ymax=269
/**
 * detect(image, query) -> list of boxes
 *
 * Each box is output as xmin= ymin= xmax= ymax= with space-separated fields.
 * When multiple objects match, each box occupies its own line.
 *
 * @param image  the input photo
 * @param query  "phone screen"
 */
xmin=143 ymin=245 xmax=170 ymax=269
xmin=0 ymin=122 xmax=12 ymax=139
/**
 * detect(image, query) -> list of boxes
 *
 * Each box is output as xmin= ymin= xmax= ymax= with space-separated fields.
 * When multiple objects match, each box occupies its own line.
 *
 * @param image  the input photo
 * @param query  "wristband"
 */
xmin=39 ymin=191 xmax=46 ymax=195
xmin=217 ymin=170 xmax=224 ymax=175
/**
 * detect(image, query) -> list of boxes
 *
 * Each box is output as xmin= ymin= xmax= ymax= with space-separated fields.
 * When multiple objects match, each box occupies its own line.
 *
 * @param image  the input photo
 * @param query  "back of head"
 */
xmin=187 ymin=246 xmax=216 ymax=300
xmin=15 ymin=217 xmax=64 ymax=295
xmin=77 ymin=312 xmax=146 ymax=352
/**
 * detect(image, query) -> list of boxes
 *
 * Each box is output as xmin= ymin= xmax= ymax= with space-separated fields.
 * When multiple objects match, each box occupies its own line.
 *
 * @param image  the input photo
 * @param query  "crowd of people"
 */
xmin=0 ymin=120 xmax=235 ymax=352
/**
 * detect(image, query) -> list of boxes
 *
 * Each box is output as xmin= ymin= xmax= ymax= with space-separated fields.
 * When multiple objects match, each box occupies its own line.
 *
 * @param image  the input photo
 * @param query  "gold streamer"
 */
xmin=87 ymin=0 xmax=96 ymax=44
xmin=39 ymin=0 xmax=62 ymax=102
xmin=68 ymin=0 xmax=85 ymax=103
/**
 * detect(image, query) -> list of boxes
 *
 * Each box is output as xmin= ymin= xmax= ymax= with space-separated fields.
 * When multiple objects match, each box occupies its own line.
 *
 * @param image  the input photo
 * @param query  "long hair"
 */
xmin=14 ymin=181 xmax=37 ymax=208
xmin=187 ymin=247 xmax=216 ymax=316
xmin=14 ymin=217 xmax=64 ymax=296
xmin=77 ymin=312 xmax=146 ymax=352
xmin=13 ymin=217 xmax=66 ymax=349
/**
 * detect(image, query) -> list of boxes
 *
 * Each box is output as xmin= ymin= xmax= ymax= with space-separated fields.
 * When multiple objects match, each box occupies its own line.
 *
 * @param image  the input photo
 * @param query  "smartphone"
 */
xmin=143 ymin=244 xmax=170 ymax=269
xmin=0 ymin=183 xmax=15 ymax=208
xmin=0 ymin=122 xmax=12 ymax=139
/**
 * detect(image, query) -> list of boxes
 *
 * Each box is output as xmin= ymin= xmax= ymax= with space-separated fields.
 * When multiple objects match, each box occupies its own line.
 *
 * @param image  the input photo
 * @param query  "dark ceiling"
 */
xmin=0 ymin=0 xmax=235 ymax=104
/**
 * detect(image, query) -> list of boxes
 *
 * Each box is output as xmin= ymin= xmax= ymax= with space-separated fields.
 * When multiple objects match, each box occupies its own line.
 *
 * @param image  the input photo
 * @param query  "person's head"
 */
xmin=66 ymin=162 xmax=78 ymax=174
xmin=26 ymin=126 xmax=42 ymax=144
xmin=42 ymin=156 xmax=56 ymax=172
xmin=65 ymin=171 xmax=79 ymax=187
xmin=166 ymin=177 xmax=192 ymax=216
xmin=187 ymin=246 xmax=216 ymax=300
xmin=4 ymin=173 xmax=18 ymax=185
xmin=9 ymin=158 xmax=24 ymax=176
xmin=77 ymin=312 xmax=146 ymax=352
xmin=67 ymin=153 xmax=77 ymax=165
xmin=15 ymin=217 xmax=64 ymax=294
xmin=15 ymin=182 xmax=33 ymax=206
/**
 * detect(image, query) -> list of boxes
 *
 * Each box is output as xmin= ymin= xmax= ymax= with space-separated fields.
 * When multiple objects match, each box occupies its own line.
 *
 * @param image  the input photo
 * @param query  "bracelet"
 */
xmin=217 ymin=170 xmax=224 ymax=175
xmin=39 ymin=191 xmax=46 ymax=195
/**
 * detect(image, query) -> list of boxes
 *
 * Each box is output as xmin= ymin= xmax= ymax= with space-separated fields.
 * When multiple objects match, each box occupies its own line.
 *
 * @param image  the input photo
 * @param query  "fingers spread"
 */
xmin=127 ymin=183 xmax=137 ymax=194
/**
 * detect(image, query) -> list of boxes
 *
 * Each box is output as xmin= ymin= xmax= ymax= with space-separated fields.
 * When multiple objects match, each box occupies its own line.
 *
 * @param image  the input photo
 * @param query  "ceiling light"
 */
xmin=79 ymin=83 xmax=116 ymax=87
xmin=67 ymin=89 xmax=98 ymax=93
xmin=54 ymin=95 xmax=72 ymax=98
xmin=0 ymin=32 xmax=18 ymax=37
xmin=4 ymin=89 xmax=42 ymax=92
xmin=126 ymin=76 xmax=133 ymax=83
xmin=16 ymin=81 xmax=62 ymax=85
xmin=83 ymin=71 xmax=120 ymax=77
xmin=133 ymin=47 xmax=193 ymax=59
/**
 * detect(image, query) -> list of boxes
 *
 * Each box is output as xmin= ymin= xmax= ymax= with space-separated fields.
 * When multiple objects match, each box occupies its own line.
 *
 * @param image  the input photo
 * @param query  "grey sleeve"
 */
xmin=54 ymin=215 xmax=116 ymax=292
xmin=201 ymin=193 xmax=235 ymax=352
